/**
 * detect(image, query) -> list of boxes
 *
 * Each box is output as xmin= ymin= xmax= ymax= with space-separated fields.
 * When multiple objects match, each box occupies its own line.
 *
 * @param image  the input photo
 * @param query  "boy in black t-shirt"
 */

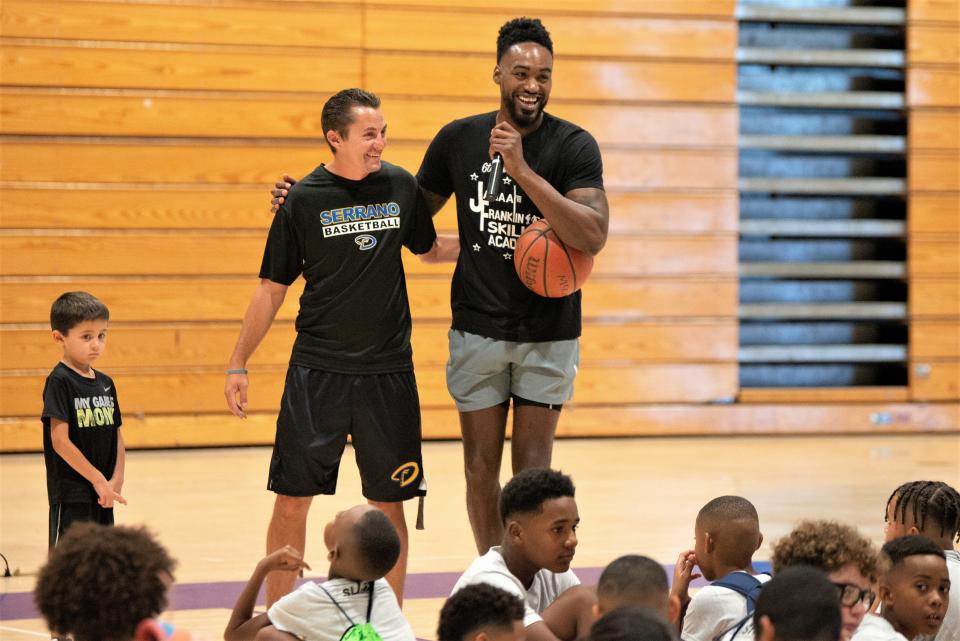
xmin=41 ymin=292 xmax=126 ymax=545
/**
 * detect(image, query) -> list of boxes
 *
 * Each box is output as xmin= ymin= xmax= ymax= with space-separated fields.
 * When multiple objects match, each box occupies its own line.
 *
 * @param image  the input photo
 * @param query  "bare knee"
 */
xmin=272 ymin=494 xmax=312 ymax=522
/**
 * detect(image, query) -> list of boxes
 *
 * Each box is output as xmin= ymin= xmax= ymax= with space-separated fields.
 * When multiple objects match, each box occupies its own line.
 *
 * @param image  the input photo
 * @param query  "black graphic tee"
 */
xmin=417 ymin=111 xmax=604 ymax=342
xmin=260 ymin=161 xmax=437 ymax=374
xmin=41 ymin=363 xmax=122 ymax=505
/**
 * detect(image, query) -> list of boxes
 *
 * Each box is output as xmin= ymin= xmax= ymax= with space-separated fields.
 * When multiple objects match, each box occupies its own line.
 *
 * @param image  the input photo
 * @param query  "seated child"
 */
xmin=588 ymin=607 xmax=676 ymax=641
xmin=753 ymin=566 xmax=841 ymax=641
xmin=34 ymin=522 xmax=194 ymax=641
xmin=884 ymin=480 xmax=959 ymax=641
xmin=225 ymin=504 xmax=414 ymax=641
xmin=450 ymin=468 xmax=590 ymax=641
xmin=596 ymin=555 xmax=680 ymax=624
xmin=771 ymin=520 xmax=880 ymax=640
xmin=852 ymin=535 xmax=949 ymax=641
xmin=437 ymin=583 xmax=525 ymax=641
xmin=670 ymin=495 xmax=768 ymax=641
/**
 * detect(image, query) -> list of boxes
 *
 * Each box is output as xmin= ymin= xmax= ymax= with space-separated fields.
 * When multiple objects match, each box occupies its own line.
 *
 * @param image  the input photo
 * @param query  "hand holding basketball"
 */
xmin=514 ymin=218 xmax=593 ymax=298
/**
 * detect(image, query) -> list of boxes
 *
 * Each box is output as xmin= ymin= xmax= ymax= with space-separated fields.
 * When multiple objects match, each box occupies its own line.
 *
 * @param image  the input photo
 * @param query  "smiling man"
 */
xmin=415 ymin=17 xmax=610 ymax=555
xmin=224 ymin=88 xmax=443 ymax=607
xmin=450 ymin=468 xmax=595 ymax=641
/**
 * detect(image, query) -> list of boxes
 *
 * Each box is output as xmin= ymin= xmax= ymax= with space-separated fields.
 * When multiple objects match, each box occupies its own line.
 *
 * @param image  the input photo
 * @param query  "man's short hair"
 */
xmin=353 ymin=508 xmax=401 ymax=579
xmin=321 ymin=88 xmax=381 ymax=153
xmin=50 ymin=291 xmax=109 ymax=334
xmin=496 ymin=17 xmax=553 ymax=62
xmin=597 ymin=555 xmax=669 ymax=609
xmin=35 ymin=522 xmax=176 ymax=641
xmin=753 ymin=566 xmax=841 ymax=641
xmin=882 ymin=534 xmax=946 ymax=568
xmin=499 ymin=468 xmax=575 ymax=523
xmin=437 ymin=583 xmax=524 ymax=641
xmin=588 ymin=606 xmax=675 ymax=641
xmin=771 ymin=520 xmax=881 ymax=582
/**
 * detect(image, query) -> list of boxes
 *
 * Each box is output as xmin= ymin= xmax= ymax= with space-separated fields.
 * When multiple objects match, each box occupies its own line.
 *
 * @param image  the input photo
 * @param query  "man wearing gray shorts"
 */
xmin=415 ymin=17 xmax=609 ymax=552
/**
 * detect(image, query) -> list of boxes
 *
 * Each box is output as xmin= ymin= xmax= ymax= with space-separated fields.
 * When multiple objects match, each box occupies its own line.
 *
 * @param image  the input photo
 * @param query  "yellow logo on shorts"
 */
xmin=390 ymin=462 xmax=420 ymax=487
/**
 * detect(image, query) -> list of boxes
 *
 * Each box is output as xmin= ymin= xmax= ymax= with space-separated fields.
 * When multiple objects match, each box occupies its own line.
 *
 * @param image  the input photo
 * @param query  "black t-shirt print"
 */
xmin=259 ymin=161 xmax=437 ymax=374
xmin=417 ymin=111 xmax=604 ymax=342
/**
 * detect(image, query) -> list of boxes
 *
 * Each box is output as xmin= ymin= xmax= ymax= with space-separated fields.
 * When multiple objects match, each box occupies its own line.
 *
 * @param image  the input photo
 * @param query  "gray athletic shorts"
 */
xmin=446 ymin=329 xmax=579 ymax=412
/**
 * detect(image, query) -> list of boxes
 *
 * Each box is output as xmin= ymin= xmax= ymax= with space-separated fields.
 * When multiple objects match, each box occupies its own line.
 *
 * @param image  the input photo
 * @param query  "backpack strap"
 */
xmin=318 ymin=584 xmax=357 ymax=628
xmin=365 ymin=581 xmax=375 ymax=623
xmin=710 ymin=572 xmax=766 ymax=611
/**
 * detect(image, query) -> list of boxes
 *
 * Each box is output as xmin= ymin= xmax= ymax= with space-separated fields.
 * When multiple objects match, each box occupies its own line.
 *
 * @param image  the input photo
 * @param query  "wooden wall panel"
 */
xmin=0 ymin=1 xmax=364 ymax=47
xmin=0 ymin=140 xmax=736 ymax=192
xmin=911 ymin=362 xmax=960 ymax=400
xmin=910 ymin=110 xmax=960 ymax=150
xmin=909 ymin=239 xmax=960 ymax=276
xmin=0 ymin=234 xmax=737 ymax=278
xmin=0 ymin=187 xmax=275 ymax=230
xmin=364 ymin=0 xmax=735 ymax=16
xmin=911 ymin=320 xmax=960 ymax=359
xmin=1 ymin=320 xmax=738 ymax=372
xmin=0 ymin=1 xmax=747 ymax=439
xmin=908 ymin=24 xmax=960 ymax=64
xmin=909 ymin=194 xmax=960 ymax=235
xmin=908 ymin=0 xmax=960 ymax=24
xmin=365 ymin=10 xmax=735 ymax=58
xmin=0 ymin=44 xmax=362 ymax=93
xmin=1 ymin=91 xmax=737 ymax=147
xmin=911 ymin=281 xmax=960 ymax=317
xmin=0 ymin=278 xmax=737 ymax=325
xmin=908 ymin=67 xmax=960 ymax=107
xmin=909 ymin=153 xmax=960 ymax=191
xmin=0 ymin=362 xmax=738 ymax=417
xmin=366 ymin=53 xmax=735 ymax=103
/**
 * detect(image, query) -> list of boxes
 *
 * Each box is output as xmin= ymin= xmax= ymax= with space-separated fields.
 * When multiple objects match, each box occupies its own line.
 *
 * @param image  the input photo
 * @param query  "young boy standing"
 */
xmin=42 ymin=291 xmax=125 ymax=549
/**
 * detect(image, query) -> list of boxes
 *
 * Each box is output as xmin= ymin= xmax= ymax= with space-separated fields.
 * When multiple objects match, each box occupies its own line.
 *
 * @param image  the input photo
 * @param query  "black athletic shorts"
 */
xmin=268 ymin=365 xmax=426 ymax=502
xmin=49 ymin=501 xmax=113 ymax=548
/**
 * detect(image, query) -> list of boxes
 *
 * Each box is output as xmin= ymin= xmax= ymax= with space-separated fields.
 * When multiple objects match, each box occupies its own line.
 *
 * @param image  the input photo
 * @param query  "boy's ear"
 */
xmin=907 ymin=525 xmax=921 ymax=536
xmin=506 ymin=519 xmax=523 ymax=542
xmin=705 ymin=532 xmax=716 ymax=553
xmin=591 ymin=602 xmax=600 ymax=620
xmin=878 ymin=580 xmax=894 ymax=607
xmin=493 ymin=64 xmax=502 ymax=85
xmin=756 ymin=615 xmax=776 ymax=641
xmin=756 ymin=531 xmax=764 ymax=551
xmin=52 ymin=330 xmax=65 ymax=345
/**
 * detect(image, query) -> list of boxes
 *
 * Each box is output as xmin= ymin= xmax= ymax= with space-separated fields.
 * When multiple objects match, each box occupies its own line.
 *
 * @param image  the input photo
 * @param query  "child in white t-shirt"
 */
xmin=225 ymin=504 xmax=414 ymax=641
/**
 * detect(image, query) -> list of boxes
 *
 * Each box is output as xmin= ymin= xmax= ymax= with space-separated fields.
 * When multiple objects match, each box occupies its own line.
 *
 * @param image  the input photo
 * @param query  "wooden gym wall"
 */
xmin=907 ymin=0 xmax=960 ymax=403
xmin=0 ymin=1 xmax=955 ymax=451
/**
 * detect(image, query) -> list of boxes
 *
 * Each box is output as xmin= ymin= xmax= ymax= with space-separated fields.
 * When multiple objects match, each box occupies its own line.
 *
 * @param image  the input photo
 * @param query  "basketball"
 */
xmin=513 ymin=218 xmax=594 ymax=298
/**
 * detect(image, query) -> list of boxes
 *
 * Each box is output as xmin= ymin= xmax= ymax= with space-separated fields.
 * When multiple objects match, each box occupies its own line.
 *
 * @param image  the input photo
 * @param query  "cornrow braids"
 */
xmin=886 ymin=481 xmax=960 ymax=543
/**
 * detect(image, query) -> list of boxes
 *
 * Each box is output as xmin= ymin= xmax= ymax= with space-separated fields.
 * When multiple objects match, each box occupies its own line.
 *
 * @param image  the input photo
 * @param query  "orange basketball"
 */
xmin=514 ymin=218 xmax=594 ymax=298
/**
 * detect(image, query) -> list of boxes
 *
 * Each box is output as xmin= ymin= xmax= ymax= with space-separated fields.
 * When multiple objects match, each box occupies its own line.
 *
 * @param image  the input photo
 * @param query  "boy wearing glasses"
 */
xmin=771 ymin=519 xmax=880 ymax=641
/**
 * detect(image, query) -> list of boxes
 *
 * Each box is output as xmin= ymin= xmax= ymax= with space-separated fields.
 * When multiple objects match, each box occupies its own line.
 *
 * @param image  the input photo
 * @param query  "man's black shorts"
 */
xmin=268 ymin=365 xmax=426 ymax=502
xmin=49 ymin=501 xmax=113 ymax=548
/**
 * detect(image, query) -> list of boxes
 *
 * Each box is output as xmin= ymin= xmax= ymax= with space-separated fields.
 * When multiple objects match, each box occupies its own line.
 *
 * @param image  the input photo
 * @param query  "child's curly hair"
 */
xmin=771 ymin=520 xmax=881 ymax=582
xmin=35 ymin=522 xmax=177 ymax=641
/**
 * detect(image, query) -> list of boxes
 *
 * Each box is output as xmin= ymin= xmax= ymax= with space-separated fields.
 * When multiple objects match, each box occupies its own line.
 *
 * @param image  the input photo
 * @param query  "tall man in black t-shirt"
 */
xmin=225 ymin=89 xmax=442 ymax=606
xmin=415 ymin=18 xmax=609 ymax=553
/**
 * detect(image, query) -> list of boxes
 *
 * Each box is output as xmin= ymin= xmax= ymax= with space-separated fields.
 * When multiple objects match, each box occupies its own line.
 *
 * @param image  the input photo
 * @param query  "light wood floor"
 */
xmin=1 ymin=433 xmax=958 ymax=639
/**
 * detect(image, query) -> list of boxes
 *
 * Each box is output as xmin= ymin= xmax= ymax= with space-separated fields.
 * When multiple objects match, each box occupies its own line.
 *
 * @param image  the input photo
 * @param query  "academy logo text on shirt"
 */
xmin=320 ymin=202 xmax=400 ymax=238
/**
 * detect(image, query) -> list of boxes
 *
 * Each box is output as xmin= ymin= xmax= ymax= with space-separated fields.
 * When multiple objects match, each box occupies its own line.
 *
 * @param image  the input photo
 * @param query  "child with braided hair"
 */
xmin=884 ymin=481 xmax=960 ymax=641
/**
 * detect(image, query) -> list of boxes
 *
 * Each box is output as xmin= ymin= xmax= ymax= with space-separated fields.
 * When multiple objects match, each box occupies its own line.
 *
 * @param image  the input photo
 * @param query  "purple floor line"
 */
xmin=0 ymin=562 xmax=769 ymax=622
